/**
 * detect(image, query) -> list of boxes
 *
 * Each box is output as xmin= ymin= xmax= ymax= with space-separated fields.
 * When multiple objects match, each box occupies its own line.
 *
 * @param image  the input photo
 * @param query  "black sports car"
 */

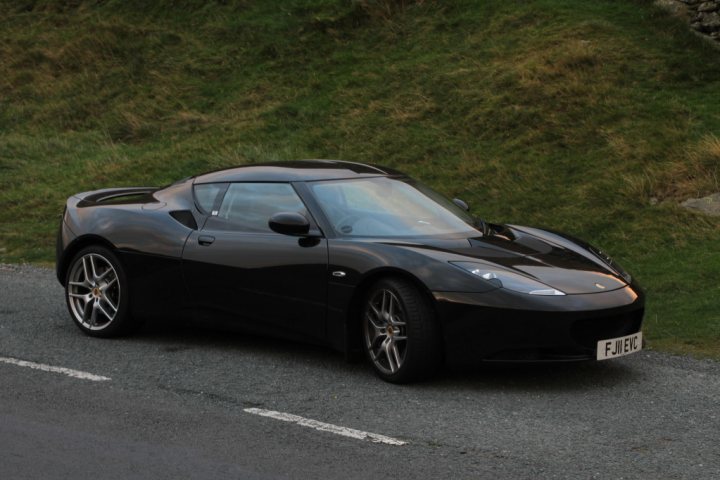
xmin=56 ymin=160 xmax=644 ymax=382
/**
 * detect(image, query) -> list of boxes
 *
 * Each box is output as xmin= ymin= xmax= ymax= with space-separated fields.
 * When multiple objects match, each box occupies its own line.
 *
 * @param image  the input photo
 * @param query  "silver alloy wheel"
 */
xmin=364 ymin=289 xmax=408 ymax=375
xmin=67 ymin=253 xmax=121 ymax=330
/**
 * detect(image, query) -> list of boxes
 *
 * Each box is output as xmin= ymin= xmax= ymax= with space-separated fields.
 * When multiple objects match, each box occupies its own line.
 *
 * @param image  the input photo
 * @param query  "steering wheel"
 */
xmin=335 ymin=214 xmax=362 ymax=234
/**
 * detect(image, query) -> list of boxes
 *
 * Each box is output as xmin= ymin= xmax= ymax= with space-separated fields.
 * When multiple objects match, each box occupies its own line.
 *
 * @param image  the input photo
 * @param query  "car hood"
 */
xmin=378 ymin=224 xmax=627 ymax=295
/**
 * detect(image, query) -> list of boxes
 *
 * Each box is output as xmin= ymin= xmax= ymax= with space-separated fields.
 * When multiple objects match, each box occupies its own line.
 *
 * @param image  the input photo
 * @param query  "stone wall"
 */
xmin=681 ymin=1 xmax=720 ymax=40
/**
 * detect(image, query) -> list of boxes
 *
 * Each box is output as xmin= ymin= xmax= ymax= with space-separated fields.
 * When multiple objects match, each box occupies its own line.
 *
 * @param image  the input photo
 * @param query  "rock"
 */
xmin=681 ymin=193 xmax=720 ymax=216
xmin=671 ymin=0 xmax=720 ymax=42
xmin=700 ymin=11 xmax=720 ymax=30
xmin=698 ymin=2 xmax=718 ymax=12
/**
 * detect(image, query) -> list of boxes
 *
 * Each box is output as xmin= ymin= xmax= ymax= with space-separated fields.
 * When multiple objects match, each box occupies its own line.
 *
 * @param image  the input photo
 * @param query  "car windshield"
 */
xmin=309 ymin=176 xmax=479 ymax=237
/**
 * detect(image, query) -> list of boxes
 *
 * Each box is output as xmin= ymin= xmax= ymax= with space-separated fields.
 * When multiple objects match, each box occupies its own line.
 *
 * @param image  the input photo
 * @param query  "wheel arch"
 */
xmin=57 ymin=234 xmax=118 ymax=285
xmin=345 ymin=267 xmax=443 ymax=356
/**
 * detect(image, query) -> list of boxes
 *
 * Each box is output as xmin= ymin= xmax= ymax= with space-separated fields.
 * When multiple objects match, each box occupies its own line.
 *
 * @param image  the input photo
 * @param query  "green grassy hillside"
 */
xmin=1 ymin=0 xmax=719 ymax=357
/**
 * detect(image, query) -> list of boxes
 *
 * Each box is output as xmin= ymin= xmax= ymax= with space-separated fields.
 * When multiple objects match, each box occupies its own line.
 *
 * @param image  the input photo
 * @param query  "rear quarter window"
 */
xmin=193 ymin=183 xmax=225 ymax=214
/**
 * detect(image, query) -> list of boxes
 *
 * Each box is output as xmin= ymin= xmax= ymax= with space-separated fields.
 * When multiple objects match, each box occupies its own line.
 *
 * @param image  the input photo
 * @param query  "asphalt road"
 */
xmin=1 ymin=264 xmax=718 ymax=479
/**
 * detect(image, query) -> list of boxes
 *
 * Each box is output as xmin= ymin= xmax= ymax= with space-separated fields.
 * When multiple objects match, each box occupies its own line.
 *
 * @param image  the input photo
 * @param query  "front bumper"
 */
xmin=433 ymin=285 xmax=645 ymax=364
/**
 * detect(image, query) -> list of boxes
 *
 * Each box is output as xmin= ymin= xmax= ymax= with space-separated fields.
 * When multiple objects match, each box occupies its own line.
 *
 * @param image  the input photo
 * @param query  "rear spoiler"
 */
xmin=73 ymin=187 xmax=159 ymax=206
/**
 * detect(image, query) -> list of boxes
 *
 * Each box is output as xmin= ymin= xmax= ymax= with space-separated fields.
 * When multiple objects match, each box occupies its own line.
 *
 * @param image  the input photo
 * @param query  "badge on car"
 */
xmin=596 ymin=332 xmax=642 ymax=360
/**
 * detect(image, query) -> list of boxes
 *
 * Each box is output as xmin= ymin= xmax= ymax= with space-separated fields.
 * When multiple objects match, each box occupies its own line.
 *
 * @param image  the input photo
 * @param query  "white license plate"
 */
xmin=596 ymin=332 xmax=642 ymax=360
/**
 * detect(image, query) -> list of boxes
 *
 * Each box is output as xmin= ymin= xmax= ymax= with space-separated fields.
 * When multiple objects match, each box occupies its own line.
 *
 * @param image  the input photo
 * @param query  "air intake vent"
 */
xmin=169 ymin=210 xmax=198 ymax=230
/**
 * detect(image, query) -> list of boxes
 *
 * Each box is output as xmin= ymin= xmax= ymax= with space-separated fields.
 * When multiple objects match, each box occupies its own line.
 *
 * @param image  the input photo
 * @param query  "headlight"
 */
xmin=588 ymin=247 xmax=632 ymax=284
xmin=450 ymin=262 xmax=566 ymax=296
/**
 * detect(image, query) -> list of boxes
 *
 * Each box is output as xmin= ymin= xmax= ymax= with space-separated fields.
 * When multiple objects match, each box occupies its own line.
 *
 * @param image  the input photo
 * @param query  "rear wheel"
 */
xmin=65 ymin=246 xmax=137 ymax=337
xmin=362 ymin=277 xmax=441 ymax=383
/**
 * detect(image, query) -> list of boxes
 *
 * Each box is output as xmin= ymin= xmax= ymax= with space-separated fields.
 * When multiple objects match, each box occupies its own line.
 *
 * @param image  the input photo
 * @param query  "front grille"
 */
xmin=570 ymin=309 xmax=644 ymax=349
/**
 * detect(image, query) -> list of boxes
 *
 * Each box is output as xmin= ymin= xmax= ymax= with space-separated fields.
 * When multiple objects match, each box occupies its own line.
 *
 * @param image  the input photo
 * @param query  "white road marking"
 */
xmin=0 ymin=356 xmax=111 ymax=382
xmin=244 ymin=407 xmax=407 ymax=446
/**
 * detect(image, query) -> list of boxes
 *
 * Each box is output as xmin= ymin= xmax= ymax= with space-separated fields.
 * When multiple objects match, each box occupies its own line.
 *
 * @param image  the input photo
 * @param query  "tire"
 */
xmin=362 ymin=277 xmax=442 ymax=383
xmin=64 ymin=245 xmax=139 ymax=337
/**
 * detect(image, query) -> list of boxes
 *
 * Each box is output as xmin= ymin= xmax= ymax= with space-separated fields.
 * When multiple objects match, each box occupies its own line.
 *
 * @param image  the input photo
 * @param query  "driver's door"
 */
xmin=183 ymin=182 xmax=328 ymax=341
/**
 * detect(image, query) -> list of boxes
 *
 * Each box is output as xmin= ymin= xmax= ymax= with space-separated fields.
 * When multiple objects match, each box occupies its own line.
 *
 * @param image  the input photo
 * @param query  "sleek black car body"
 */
xmin=56 ymin=160 xmax=644 ymax=382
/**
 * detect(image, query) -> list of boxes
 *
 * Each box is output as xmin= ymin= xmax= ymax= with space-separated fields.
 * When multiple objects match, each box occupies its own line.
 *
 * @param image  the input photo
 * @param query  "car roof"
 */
xmin=192 ymin=160 xmax=405 ymax=184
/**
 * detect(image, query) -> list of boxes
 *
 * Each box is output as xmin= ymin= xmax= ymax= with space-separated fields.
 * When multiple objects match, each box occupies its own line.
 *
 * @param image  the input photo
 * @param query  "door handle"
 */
xmin=198 ymin=235 xmax=215 ymax=246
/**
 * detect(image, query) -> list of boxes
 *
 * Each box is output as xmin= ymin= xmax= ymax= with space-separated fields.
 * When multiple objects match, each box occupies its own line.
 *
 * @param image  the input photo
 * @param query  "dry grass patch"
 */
xmin=624 ymin=135 xmax=720 ymax=203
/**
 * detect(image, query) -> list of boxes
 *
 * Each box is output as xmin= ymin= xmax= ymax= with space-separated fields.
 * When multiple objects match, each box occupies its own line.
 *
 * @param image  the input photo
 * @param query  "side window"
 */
xmin=208 ymin=183 xmax=308 ymax=233
xmin=193 ymin=183 xmax=226 ymax=214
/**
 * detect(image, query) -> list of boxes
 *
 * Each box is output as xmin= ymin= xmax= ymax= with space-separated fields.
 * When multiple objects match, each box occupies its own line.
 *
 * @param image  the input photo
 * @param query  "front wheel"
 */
xmin=65 ymin=246 xmax=137 ymax=337
xmin=362 ymin=277 xmax=442 ymax=383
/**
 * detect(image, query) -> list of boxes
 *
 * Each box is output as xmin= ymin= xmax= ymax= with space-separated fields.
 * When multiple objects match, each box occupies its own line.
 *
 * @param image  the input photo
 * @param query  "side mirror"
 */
xmin=452 ymin=198 xmax=470 ymax=211
xmin=269 ymin=212 xmax=311 ymax=236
